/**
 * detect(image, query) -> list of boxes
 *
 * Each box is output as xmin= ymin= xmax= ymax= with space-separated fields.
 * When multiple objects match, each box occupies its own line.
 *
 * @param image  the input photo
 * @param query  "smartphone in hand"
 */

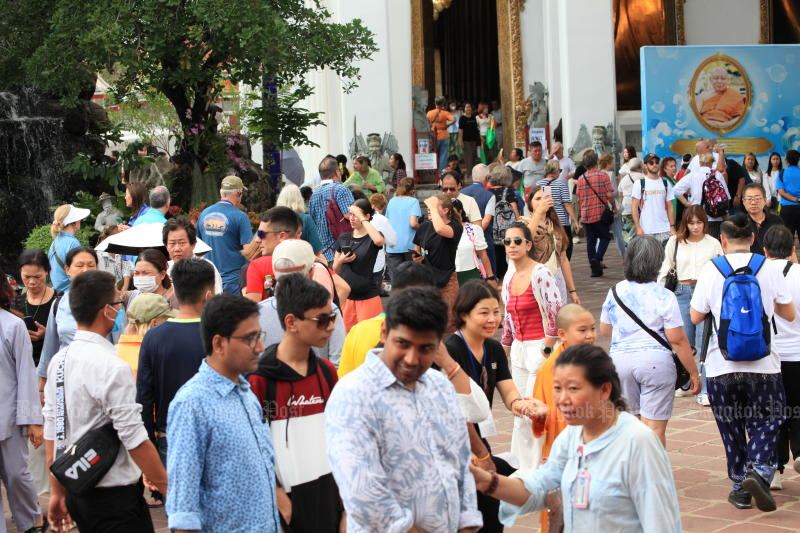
xmin=542 ymin=185 xmax=552 ymax=196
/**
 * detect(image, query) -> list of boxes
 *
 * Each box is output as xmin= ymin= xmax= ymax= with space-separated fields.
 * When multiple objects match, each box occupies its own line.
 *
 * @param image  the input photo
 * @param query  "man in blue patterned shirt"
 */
xmin=309 ymin=156 xmax=355 ymax=262
xmin=166 ymin=294 xmax=279 ymax=532
xmin=325 ymin=287 xmax=482 ymax=532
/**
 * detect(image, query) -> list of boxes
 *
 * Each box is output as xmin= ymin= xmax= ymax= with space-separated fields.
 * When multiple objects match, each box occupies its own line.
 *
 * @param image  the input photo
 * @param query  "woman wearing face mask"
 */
xmin=470 ymin=345 xmax=681 ymax=532
xmin=500 ymin=222 xmax=562 ymax=473
xmin=332 ymin=198 xmax=385 ymax=331
xmin=658 ymin=206 xmax=722 ymax=406
xmin=36 ymin=247 xmax=111 ymax=397
xmin=124 ymin=248 xmax=176 ymax=308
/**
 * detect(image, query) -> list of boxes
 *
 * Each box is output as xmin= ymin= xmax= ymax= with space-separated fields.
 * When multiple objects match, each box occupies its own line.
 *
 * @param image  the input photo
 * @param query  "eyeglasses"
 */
xmin=503 ymin=237 xmax=529 ymax=246
xmin=107 ymin=300 xmax=124 ymax=309
xmin=227 ymin=331 xmax=268 ymax=349
xmin=743 ymin=196 xmax=765 ymax=203
xmin=441 ymin=187 xmax=457 ymax=193
xmin=257 ymin=229 xmax=283 ymax=239
xmin=296 ymin=312 xmax=338 ymax=329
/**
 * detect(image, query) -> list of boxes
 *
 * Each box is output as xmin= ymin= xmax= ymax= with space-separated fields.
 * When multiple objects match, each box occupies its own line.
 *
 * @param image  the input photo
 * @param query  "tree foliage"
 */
xmin=1 ymin=0 xmax=377 ymax=192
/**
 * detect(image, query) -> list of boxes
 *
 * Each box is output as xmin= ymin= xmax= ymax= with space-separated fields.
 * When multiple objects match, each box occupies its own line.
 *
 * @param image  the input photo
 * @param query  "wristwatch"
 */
xmin=543 ymin=346 xmax=553 ymax=355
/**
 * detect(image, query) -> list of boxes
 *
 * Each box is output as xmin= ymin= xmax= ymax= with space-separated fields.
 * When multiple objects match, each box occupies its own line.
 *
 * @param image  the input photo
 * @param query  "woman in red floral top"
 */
xmin=500 ymin=222 xmax=563 ymax=472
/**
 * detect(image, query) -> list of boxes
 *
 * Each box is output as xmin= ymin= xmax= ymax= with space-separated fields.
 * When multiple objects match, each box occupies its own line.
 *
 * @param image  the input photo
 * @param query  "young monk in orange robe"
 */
xmin=532 ymin=303 xmax=596 ymax=532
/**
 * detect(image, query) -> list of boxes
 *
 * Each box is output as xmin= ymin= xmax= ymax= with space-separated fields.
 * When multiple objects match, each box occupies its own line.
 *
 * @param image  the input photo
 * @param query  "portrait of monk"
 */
xmin=697 ymin=66 xmax=746 ymax=128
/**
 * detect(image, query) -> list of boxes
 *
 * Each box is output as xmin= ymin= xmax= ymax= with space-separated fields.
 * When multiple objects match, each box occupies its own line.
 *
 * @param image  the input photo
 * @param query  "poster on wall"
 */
xmin=640 ymin=45 xmax=800 ymax=164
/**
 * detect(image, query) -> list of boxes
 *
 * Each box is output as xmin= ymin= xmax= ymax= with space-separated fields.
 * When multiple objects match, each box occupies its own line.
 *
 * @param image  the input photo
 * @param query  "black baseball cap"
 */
xmin=644 ymin=153 xmax=661 ymax=164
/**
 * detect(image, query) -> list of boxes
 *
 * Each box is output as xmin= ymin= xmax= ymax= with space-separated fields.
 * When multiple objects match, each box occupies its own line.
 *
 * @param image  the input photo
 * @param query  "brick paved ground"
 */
xmin=6 ymin=240 xmax=799 ymax=532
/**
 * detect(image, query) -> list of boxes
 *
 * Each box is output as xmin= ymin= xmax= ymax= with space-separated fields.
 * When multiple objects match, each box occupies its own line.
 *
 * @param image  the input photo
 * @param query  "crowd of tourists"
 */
xmin=1 ymin=137 xmax=800 ymax=533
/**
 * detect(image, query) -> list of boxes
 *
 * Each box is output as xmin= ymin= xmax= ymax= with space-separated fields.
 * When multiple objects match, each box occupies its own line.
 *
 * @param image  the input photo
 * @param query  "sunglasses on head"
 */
xmin=297 ymin=312 xmax=338 ymax=329
xmin=503 ymin=237 xmax=528 ymax=246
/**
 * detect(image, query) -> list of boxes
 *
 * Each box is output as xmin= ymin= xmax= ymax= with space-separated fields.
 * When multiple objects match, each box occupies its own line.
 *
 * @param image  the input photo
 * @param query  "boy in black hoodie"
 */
xmin=247 ymin=274 xmax=342 ymax=532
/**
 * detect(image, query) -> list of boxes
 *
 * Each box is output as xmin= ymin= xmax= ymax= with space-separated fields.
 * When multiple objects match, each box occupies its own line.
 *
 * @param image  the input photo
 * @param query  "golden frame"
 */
xmin=688 ymin=53 xmax=752 ymax=136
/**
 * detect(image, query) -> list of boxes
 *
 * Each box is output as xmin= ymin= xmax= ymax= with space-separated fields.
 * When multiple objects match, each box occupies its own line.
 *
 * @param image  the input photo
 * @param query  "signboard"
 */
xmin=529 ymin=127 xmax=547 ymax=148
xmin=415 ymin=153 xmax=437 ymax=171
xmin=641 ymin=45 xmax=800 ymax=165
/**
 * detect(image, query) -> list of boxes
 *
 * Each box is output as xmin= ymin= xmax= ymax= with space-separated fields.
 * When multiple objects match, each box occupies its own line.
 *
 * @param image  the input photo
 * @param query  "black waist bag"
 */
xmin=50 ymin=423 xmax=120 ymax=495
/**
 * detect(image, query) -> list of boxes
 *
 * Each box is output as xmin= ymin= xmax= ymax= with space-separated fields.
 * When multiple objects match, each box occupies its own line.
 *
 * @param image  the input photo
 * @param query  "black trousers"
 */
xmin=494 ymin=244 xmax=509 ymax=280
xmin=65 ymin=480 xmax=154 ymax=533
xmin=781 ymin=205 xmax=800 ymax=244
xmin=708 ymin=220 xmax=722 ymax=240
xmin=564 ymin=224 xmax=574 ymax=260
xmin=476 ymin=456 xmax=515 ymax=533
xmin=779 ymin=361 xmax=800 ymax=472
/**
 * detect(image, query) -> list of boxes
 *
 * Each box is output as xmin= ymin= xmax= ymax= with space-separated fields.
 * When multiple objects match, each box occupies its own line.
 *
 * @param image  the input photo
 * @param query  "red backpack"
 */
xmin=700 ymin=171 xmax=729 ymax=218
xmin=325 ymin=185 xmax=352 ymax=241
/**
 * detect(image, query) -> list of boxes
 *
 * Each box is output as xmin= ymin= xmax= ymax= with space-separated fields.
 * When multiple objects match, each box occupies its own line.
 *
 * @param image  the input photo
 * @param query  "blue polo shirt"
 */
xmin=134 ymin=208 xmax=167 ymax=225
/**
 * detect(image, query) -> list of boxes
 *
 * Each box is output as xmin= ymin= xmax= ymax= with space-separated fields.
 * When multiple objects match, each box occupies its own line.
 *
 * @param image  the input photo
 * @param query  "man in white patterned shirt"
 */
xmin=325 ymin=287 xmax=482 ymax=533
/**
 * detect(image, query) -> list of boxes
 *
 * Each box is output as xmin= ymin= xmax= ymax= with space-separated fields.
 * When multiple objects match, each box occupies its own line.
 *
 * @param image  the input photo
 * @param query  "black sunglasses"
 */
xmin=441 ymin=187 xmax=457 ymax=193
xmin=257 ymin=229 xmax=283 ymax=239
xmin=503 ymin=237 xmax=528 ymax=246
xmin=297 ymin=312 xmax=338 ymax=329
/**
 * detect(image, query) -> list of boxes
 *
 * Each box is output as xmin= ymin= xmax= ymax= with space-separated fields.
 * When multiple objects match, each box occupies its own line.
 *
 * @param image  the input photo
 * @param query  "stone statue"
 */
xmin=591 ymin=125 xmax=609 ymax=157
xmin=527 ymin=82 xmax=549 ymax=129
xmin=412 ymin=85 xmax=430 ymax=134
xmin=94 ymin=192 xmax=123 ymax=232
xmin=349 ymin=128 xmax=399 ymax=180
xmin=569 ymin=124 xmax=592 ymax=162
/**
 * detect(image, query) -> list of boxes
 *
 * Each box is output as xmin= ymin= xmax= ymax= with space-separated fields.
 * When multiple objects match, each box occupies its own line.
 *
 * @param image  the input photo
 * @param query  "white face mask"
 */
xmin=134 ymin=275 xmax=158 ymax=293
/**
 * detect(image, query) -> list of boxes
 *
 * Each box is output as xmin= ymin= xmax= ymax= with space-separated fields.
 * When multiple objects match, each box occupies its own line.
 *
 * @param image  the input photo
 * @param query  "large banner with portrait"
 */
xmin=640 ymin=45 xmax=800 ymax=164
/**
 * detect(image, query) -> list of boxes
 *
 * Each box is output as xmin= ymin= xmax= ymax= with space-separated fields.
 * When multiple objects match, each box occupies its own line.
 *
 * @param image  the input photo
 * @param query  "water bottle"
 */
xmin=264 ymin=274 xmax=274 ymax=299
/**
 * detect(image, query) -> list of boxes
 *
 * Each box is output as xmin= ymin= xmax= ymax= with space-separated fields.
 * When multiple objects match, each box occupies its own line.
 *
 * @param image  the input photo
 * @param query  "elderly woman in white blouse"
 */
xmin=658 ymin=205 xmax=723 ymax=406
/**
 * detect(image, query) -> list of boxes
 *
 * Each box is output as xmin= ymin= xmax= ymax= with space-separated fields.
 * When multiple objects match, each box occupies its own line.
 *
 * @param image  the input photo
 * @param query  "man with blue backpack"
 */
xmin=690 ymin=213 xmax=795 ymax=512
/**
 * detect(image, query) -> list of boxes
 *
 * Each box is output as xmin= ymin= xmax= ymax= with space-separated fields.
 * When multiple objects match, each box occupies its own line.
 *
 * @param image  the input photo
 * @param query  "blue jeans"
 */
xmin=674 ymin=282 xmax=707 ymax=394
xmin=437 ymin=138 xmax=449 ymax=173
xmin=611 ymin=216 xmax=626 ymax=257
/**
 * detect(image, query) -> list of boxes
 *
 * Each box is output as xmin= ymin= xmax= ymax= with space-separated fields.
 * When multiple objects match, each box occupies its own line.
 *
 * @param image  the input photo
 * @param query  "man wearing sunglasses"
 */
xmin=441 ymin=171 xmax=483 ymax=225
xmin=257 ymin=239 xmax=346 ymax=368
xmin=166 ymin=294 xmax=279 ymax=532
xmin=631 ymin=153 xmax=676 ymax=245
xmin=249 ymin=273 xmax=342 ymax=532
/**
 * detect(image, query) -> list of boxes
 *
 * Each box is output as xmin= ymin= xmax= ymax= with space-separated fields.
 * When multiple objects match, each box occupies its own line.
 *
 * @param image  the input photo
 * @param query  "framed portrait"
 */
xmin=689 ymin=54 xmax=751 ymax=135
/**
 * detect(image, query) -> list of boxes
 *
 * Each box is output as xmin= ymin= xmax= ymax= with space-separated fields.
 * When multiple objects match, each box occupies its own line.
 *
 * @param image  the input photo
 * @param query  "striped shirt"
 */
xmin=536 ymin=177 xmax=572 ymax=226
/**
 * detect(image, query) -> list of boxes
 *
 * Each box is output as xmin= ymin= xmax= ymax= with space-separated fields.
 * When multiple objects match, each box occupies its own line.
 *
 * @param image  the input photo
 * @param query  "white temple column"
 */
xmin=556 ymin=0 xmax=616 ymax=155
xmin=542 ymin=0 xmax=561 ymax=145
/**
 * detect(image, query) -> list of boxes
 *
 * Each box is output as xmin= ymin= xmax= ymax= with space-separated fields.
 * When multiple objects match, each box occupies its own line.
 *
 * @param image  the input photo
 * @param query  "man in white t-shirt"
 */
xmin=762 ymin=223 xmax=800 ymax=488
xmin=690 ymin=214 xmax=795 ymax=512
xmin=631 ymin=153 xmax=675 ymax=244
xmin=549 ymin=142 xmax=575 ymax=181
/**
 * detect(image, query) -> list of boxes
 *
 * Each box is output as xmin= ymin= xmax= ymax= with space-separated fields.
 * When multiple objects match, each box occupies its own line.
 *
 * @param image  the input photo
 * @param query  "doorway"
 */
xmin=433 ymin=0 xmax=501 ymax=106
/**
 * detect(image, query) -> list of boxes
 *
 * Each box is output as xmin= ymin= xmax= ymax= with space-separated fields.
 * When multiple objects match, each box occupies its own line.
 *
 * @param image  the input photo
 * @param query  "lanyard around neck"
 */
xmin=457 ymin=329 xmax=487 ymax=383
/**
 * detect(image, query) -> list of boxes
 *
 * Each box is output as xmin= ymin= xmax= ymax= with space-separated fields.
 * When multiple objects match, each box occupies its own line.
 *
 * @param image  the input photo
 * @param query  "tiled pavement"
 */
xmin=6 ymin=240 xmax=799 ymax=532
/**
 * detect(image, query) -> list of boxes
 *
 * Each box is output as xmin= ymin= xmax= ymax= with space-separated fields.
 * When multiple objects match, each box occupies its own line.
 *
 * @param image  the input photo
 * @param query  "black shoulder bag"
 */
xmin=664 ymin=239 xmax=679 ymax=292
xmin=50 ymin=349 xmax=121 ymax=495
xmin=612 ymin=286 xmax=691 ymax=390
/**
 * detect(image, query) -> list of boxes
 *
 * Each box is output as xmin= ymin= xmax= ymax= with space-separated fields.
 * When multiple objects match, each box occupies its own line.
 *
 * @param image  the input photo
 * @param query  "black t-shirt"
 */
xmin=749 ymin=213 xmax=785 ymax=255
xmin=459 ymin=115 xmax=480 ymax=143
xmin=413 ymin=220 xmax=463 ymax=287
xmin=445 ymin=333 xmax=511 ymax=408
xmin=14 ymin=290 xmax=59 ymax=365
xmin=334 ymin=232 xmax=381 ymax=300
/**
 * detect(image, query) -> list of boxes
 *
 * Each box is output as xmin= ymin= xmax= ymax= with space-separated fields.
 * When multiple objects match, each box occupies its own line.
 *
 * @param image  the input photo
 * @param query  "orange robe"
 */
xmin=532 ymin=343 xmax=569 ymax=532
xmin=700 ymin=88 xmax=745 ymax=124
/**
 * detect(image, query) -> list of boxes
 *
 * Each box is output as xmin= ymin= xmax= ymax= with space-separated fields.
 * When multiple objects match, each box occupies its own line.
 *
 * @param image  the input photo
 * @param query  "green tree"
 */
xmin=1 ymin=0 xmax=377 ymax=204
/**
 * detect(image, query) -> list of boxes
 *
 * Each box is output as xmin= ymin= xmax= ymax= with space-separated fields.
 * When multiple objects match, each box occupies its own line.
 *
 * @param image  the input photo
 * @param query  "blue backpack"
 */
xmin=711 ymin=254 xmax=771 ymax=362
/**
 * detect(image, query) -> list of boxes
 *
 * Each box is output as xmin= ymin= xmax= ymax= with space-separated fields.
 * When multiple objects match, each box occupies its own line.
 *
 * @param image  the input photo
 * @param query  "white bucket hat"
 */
xmin=62 ymin=204 xmax=91 ymax=226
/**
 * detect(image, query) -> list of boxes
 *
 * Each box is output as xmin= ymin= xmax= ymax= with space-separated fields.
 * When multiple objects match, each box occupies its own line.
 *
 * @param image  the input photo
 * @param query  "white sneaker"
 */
xmin=696 ymin=394 xmax=710 ymax=406
xmin=675 ymin=389 xmax=688 ymax=398
xmin=794 ymin=456 xmax=800 ymax=475
xmin=770 ymin=473 xmax=782 ymax=490
xmin=572 ymin=236 xmax=580 ymax=244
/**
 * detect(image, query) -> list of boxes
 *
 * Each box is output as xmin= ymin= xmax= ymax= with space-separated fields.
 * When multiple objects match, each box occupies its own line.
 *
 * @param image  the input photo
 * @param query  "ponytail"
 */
xmin=51 ymin=204 xmax=72 ymax=238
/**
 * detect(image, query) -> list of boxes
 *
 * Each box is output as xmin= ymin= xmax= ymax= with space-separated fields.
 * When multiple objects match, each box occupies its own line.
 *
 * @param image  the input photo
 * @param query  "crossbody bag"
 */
xmin=612 ymin=286 xmax=690 ymax=390
xmin=582 ymin=175 xmax=614 ymax=225
xmin=50 ymin=349 xmax=121 ymax=495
